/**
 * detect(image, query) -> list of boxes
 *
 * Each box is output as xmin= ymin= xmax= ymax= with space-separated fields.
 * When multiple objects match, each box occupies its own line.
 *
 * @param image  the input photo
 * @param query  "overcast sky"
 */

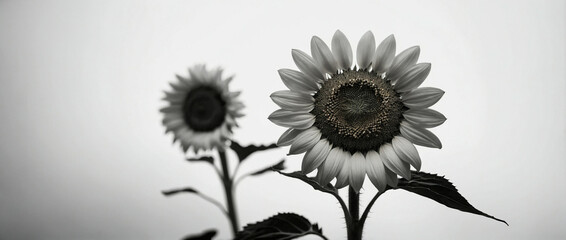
xmin=1 ymin=0 xmax=565 ymax=239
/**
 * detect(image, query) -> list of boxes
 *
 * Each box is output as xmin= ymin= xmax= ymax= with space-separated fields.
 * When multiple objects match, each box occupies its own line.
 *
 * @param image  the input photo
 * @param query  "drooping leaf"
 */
xmin=235 ymin=213 xmax=325 ymax=240
xmin=396 ymin=171 xmax=508 ymax=225
xmin=183 ymin=229 xmax=217 ymax=240
xmin=162 ymin=187 xmax=198 ymax=196
xmin=250 ymin=159 xmax=286 ymax=176
xmin=187 ymin=156 xmax=214 ymax=165
xmin=230 ymin=141 xmax=278 ymax=162
xmin=277 ymin=171 xmax=337 ymax=195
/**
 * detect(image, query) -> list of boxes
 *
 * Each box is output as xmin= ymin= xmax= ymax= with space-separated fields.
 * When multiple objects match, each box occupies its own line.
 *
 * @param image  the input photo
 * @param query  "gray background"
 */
xmin=1 ymin=0 xmax=565 ymax=239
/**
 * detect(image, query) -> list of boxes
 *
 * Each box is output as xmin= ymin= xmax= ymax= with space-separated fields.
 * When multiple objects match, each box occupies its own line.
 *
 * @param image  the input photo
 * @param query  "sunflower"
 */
xmin=161 ymin=65 xmax=244 ymax=153
xmin=269 ymin=30 xmax=446 ymax=193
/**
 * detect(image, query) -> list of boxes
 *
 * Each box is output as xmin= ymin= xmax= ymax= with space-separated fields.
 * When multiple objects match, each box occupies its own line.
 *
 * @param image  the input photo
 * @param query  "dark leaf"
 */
xmin=397 ymin=171 xmax=508 ymax=225
xmin=183 ymin=229 xmax=217 ymax=240
xmin=162 ymin=187 xmax=198 ymax=196
xmin=187 ymin=156 xmax=214 ymax=165
xmin=250 ymin=159 xmax=286 ymax=176
xmin=235 ymin=213 xmax=325 ymax=240
xmin=230 ymin=141 xmax=278 ymax=162
xmin=277 ymin=171 xmax=338 ymax=195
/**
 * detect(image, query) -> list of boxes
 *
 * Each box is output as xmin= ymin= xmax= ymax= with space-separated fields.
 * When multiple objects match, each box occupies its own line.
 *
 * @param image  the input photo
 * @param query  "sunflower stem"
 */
xmin=348 ymin=187 xmax=362 ymax=240
xmin=219 ymin=150 xmax=239 ymax=236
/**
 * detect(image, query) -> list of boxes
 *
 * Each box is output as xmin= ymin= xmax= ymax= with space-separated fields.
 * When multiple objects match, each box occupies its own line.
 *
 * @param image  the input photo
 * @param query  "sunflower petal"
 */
xmin=379 ymin=144 xmax=411 ymax=180
xmin=292 ymin=49 xmax=324 ymax=81
xmin=277 ymin=128 xmax=302 ymax=146
xmin=394 ymin=63 xmax=431 ymax=93
xmin=334 ymin=152 xmax=351 ymax=189
xmin=349 ymin=152 xmax=366 ymax=193
xmin=391 ymin=136 xmax=421 ymax=171
xmin=403 ymin=108 xmax=447 ymax=128
xmin=402 ymin=87 xmax=445 ymax=109
xmin=270 ymin=90 xmax=314 ymax=112
xmin=400 ymin=121 xmax=442 ymax=149
xmin=164 ymin=119 xmax=185 ymax=133
xmin=289 ymin=127 xmax=321 ymax=155
xmin=366 ymin=150 xmax=387 ymax=192
xmin=385 ymin=168 xmax=398 ymax=187
xmin=278 ymin=69 xmax=319 ymax=93
xmin=311 ymin=36 xmax=338 ymax=75
xmin=356 ymin=31 xmax=376 ymax=69
xmin=331 ymin=30 xmax=353 ymax=70
xmin=317 ymin=147 xmax=347 ymax=185
xmin=372 ymin=34 xmax=396 ymax=73
xmin=268 ymin=109 xmax=315 ymax=130
xmin=302 ymin=139 xmax=332 ymax=174
xmin=388 ymin=46 xmax=420 ymax=81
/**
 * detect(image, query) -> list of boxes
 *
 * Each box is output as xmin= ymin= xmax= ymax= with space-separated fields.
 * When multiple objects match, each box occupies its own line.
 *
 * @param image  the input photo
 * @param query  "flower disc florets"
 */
xmin=313 ymin=70 xmax=404 ymax=153
xmin=183 ymin=86 xmax=227 ymax=132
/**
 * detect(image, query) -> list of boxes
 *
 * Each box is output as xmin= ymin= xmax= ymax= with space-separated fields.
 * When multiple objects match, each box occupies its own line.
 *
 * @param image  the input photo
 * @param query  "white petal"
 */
xmin=189 ymin=65 xmax=211 ymax=84
xmin=402 ymin=87 xmax=445 ymax=109
xmin=394 ymin=63 xmax=431 ymax=93
xmin=311 ymin=36 xmax=338 ymax=75
xmin=356 ymin=31 xmax=376 ymax=70
xmin=331 ymin=30 xmax=353 ymax=70
xmin=392 ymin=136 xmax=421 ymax=171
xmin=170 ymin=78 xmax=190 ymax=91
xmin=278 ymin=69 xmax=319 ymax=93
xmin=400 ymin=121 xmax=442 ymax=149
xmin=365 ymin=150 xmax=387 ymax=192
xmin=349 ymin=152 xmax=366 ymax=193
xmin=164 ymin=119 xmax=185 ymax=133
xmin=388 ymin=46 xmax=420 ymax=81
xmin=160 ymin=105 xmax=181 ymax=113
xmin=268 ymin=109 xmax=315 ymax=130
xmin=277 ymin=128 xmax=302 ymax=146
xmin=302 ymin=139 xmax=332 ymax=174
xmin=289 ymin=127 xmax=321 ymax=155
xmin=372 ymin=34 xmax=396 ymax=73
xmin=162 ymin=91 xmax=185 ymax=103
xmin=292 ymin=49 xmax=324 ymax=80
xmin=385 ymin=168 xmax=399 ymax=187
xmin=379 ymin=143 xmax=411 ymax=180
xmin=162 ymin=112 xmax=183 ymax=124
xmin=270 ymin=90 xmax=314 ymax=112
xmin=334 ymin=153 xmax=351 ymax=189
xmin=317 ymin=147 xmax=347 ymax=185
xmin=403 ymin=108 xmax=446 ymax=128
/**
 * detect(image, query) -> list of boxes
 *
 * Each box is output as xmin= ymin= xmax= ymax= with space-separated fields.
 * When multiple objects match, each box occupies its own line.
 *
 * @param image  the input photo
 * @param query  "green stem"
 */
xmin=347 ymin=187 xmax=362 ymax=240
xmin=219 ymin=150 xmax=239 ymax=236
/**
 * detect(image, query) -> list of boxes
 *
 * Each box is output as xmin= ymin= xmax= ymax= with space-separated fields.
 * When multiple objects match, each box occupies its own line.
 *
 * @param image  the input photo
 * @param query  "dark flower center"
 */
xmin=311 ymin=70 xmax=405 ymax=153
xmin=183 ymin=86 xmax=226 ymax=132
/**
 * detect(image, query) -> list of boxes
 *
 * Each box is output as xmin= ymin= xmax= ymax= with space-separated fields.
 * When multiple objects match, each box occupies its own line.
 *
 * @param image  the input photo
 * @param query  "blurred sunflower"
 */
xmin=161 ymin=65 xmax=244 ymax=152
xmin=269 ymin=30 xmax=446 ymax=192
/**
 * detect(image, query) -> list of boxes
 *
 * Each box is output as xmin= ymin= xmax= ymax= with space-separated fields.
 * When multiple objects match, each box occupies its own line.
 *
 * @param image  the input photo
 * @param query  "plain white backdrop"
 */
xmin=1 ymin=0 xmax=565 ymax=239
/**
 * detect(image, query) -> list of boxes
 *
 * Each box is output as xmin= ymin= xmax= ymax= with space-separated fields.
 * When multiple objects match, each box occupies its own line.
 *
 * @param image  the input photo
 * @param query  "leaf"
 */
xmin=235 ymin=213 xmax=325 ymax=240
xmin=250 ymin=159 xmax=286 ymax=176
xmin=277 ymin=171 xmax=338 ymax=195
xmin=183 ymin=229 xmax=217 ymax=240
xmin=396 ymin=171 xmax=508 ymax=225
xmin=230 ymin=141 xmax=278 ymax=162
xmin=162 ymin=187 xmax=198 ymax=196
xmin=187 ymin=156 xmax=214 ymax=165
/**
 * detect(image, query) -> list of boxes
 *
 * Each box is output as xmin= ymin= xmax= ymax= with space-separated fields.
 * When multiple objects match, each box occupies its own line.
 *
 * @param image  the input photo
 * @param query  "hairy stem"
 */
xmin=219 ymin=150 xmax=239 ymax=236
xmin=347 ymin=187 xmax=362 ymax=240
xmin=359 ymin=189 xmax=386 ymax=228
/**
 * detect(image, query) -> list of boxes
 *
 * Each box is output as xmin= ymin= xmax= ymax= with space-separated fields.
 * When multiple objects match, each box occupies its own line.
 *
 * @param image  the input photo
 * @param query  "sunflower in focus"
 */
xmin=161 ymin=65 xmax=244 ymax=153
xmin=269 ymin=30 xmax=446 ymax=192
